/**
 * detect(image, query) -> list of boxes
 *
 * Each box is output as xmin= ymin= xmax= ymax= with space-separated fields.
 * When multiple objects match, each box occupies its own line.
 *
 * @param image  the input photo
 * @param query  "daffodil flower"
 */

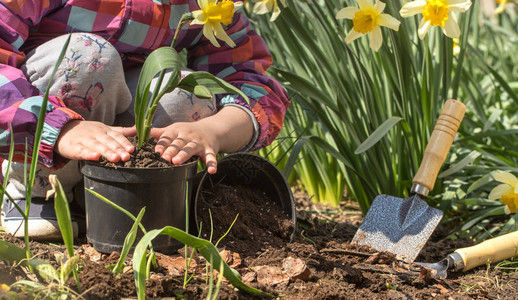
xmin=192 ymin=0 xmax=244 ymax=48
xmin=400 ymin=0 xmax=472 ymax=40
xmin=336 ymin=0 xmax=400 ymax=52
xmin=252 ymin=0 xmax=287 ymax=22
xmin=488 ymin=171 xmax=518 ymax=214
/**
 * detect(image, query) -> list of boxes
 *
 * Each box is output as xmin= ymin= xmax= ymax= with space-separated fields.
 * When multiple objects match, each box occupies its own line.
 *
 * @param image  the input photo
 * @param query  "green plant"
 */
xmin=49 ymin=175 xmax=82 ymax=290
xmin=134 ymin=7 xmax=250 ymax=147
xmin=132 ymin=226 xmax=274 ymax=299
xmin=17 ymin=33 xmax=72 ymax=263
xmin=430 ymin=2 xmax=518 ymax=240
xmin=246 ymin=0 xmax=475 ymax=212
xmin=86 ymin=189 xmax=157 ymax=276
xmin=0 ymin=239 xmax=83 ymax=299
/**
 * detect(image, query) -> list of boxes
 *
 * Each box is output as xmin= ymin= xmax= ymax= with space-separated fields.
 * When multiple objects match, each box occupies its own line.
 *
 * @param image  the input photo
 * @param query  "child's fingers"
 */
xmin=113 ymin=125 xmax=138 ymax=137
xmin=204 ymin=151 xmax=218 ymax=174
xmin=106 ymin=130 xmax=134 ymax=153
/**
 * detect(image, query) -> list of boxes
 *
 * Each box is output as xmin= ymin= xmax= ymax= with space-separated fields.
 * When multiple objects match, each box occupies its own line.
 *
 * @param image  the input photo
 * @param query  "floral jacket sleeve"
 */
xmin=0 ymin=0 xmax=290 ymax=168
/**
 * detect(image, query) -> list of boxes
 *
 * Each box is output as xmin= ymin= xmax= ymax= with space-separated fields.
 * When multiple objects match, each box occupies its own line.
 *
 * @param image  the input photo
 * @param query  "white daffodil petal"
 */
xmin=442 ymin=16 xmax=461 ymax=38
xmin=494 ymin=171 xmax=518 ymax=186
xmin=336 ymin=7 xmax=359 ymax=19
xmin=378 ymin=14 xmax=400 ymax=31
xmin=488 ymin=184 xmax=513 ymax=200
xmin=345 ymin=29 xmax=364 ymax=44
xmin=418 ymin=19 xmax=431 ymax=39
xmin=271 ymin=4 xmax=281 ymax=21
xmin=357 ymin=0 xmax=373 ymax=11
xmin=374 ymin=0 xmax=386 ymax=14
xmin=504 ymin=205 xmax=512 ymax=215
xmin=214 ymin=23 xmax=236 ymax=47
xmin=280 ymin=0 xmax=287 ymax=7
xmin=370 ymin=26 xmax=383 ymax=51
xmin=253 ymin=2 xmax=270 ymax=14
xmin=447 ymin=0 xmax=472 ymax=12
xmin=203 ymin=24 xmax=220 ymax=47
xmin=233 ymin=1 xmax=244 ymax=11
xmin=400 ymin=0 xmax=427 ymax=17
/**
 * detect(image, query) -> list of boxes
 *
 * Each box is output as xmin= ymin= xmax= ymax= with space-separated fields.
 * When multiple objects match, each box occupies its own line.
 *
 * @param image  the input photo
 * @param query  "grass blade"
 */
xmin=111 ymin=207 xmax=146 ymax=275
xmin=354 ymin=117 xmax=403 ymax=154
xmin=133 ymin=227 xmax=274 ymax=299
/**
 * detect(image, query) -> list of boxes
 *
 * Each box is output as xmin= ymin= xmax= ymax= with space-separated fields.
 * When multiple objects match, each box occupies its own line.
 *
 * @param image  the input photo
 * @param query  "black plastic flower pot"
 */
xmin=192 ymin=153 xmax=297 ymax=241
xmin=81 ymin=159 xmax=198 ymax=254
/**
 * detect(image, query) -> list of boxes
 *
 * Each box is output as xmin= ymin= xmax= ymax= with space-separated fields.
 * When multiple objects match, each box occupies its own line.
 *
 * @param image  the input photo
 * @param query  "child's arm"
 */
xmin=149 ymin=105 xmax=253 ymax=174
xmin=155 ymin=5 xmax=291 ymax=171
xmin=0 ymin=0 xmax=86 ymax=169
xmin=180 ymin=7 xmax=291 ymax=152
xmin=0 ymin=1 xmax=135 ymax=167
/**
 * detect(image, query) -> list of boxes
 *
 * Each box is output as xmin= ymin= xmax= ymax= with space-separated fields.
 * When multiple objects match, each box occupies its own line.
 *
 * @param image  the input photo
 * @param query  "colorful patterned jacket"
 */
xmin=0 ymin=0 xmax=290 ymax=168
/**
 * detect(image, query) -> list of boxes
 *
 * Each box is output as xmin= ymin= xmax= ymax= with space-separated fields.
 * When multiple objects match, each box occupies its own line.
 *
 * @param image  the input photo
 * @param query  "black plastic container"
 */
xmin=81 ymin=160 xmax=198 ymax=254
xmin=193 ymin=153 xmax=297 ymax=241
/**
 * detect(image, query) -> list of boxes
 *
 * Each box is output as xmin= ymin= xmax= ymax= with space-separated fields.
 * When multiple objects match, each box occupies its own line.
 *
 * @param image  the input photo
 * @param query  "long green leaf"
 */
xmin=112 ymin=207 xmax=146 ymax=275
xmin=177 ymin=72 xmax=250 ymax=104
xmin=0 ymin=239 xmax=58 ymax=282
xmin=438 ymin=151 xmax=481 ymax=178
xmin=135 ymin=47 xmax=181 ymax=142
xmin=354 ymin=117 xmax=403 ymax=154
xmin=50 ymin=175 xmax=74 ymax=257
xmin=133 ymin=227 xmax=274 ymax=299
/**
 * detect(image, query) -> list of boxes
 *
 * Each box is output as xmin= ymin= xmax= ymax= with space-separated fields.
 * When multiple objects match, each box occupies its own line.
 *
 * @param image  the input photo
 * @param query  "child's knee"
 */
xmin=22 ymin=33 xmax=131 ymax=123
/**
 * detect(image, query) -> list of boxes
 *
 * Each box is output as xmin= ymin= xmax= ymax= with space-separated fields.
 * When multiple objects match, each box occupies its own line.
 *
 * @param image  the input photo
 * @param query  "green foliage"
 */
xmin=133 ymin=226 xmax=275 ymax=299
xmin=433 ymin=3 xmax=518 ymax=241
xmin=50 ymin=175 xmax=81 ymax=290
xmin=252 ymin=0 xmax=471 ymax=211
xmin=133 ymin=14 xmax=250 ymax=147
xmin=252 ymin=0 xmax=518 ymax=240
xmin=111 ymin=207 xmax=146 ymax=275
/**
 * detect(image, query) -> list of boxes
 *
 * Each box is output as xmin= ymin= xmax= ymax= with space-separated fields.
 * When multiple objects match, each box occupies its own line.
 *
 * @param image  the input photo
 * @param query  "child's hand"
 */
xmin=150 ymin=121 xmax=220 ymax=174
xmin=55 ymin=120 xmax=135 ymax=162
xmin=150 ymin=106 xmax=254 ymax=174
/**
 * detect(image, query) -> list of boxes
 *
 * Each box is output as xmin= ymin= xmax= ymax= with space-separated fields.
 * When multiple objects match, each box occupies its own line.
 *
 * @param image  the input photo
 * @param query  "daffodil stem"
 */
xmin=171 ymin=13 xmax=194 ymax=48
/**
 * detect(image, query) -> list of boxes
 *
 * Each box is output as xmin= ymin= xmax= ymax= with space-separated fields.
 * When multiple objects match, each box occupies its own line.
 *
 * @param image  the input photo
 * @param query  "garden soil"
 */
xmin=1 ymin=143 xmax=517 ymax=299
xmin=1 ymin=187 xmax=518 ymax=299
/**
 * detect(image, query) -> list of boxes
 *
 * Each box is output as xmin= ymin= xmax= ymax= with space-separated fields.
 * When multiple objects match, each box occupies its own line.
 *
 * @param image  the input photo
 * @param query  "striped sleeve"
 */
xmin=0 ymin=1 xmax=83 ymax=168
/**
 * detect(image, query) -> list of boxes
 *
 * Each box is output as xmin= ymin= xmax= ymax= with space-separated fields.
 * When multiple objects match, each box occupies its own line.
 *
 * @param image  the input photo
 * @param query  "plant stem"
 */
xmin=172 ymin=13 xmax=193 ymax=48
xmin=138 ymin=13 xmax=192 ymax=145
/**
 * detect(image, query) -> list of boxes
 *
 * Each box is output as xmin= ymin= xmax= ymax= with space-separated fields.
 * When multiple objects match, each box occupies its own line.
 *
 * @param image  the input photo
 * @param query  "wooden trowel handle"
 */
xmin=412 ymin=99 xmax=466 ymax=196
xmin=455 ymin=231 xmax=518 ymax=271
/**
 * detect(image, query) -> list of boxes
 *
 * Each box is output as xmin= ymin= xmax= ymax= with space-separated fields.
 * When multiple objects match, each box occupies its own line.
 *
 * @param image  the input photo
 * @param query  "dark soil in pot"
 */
xmin=99 ymin=136 xmax=178 ymax=168
xmin=195 ymin=183 xmax=294 ymax=258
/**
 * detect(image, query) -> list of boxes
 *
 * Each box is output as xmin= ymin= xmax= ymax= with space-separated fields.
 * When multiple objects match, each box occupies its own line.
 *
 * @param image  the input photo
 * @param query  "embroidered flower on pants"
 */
xmin=58 ymin=82 xmax=79 ymax=102
xmin=58 ymin=50 xmax=81 ymax=81
xmin=84 ymin=51 xmax=109 ymax=72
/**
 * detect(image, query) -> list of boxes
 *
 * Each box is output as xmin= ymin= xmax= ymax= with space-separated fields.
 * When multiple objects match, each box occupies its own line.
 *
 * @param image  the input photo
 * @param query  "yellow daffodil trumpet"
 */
xmin=400 ymin=0 xmax=472 ymax=40
xmin=336 ymin=0 xmax=400 ymax=52
xmin=488 ymin=171 xmax=518 ymax=214
xmin=192 ymin=0 xmax=244 ymax=48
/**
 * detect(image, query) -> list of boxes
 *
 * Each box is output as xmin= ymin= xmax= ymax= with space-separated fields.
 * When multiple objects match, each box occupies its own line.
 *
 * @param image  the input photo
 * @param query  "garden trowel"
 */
xmin=352 ymin=99 xmax=466 ymax=262
xmin=417 ymin=230 xmax=518 ymax=278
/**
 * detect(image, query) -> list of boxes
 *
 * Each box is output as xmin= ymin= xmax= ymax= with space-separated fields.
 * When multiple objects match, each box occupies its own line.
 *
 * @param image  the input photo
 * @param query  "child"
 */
xmin=0 ymin=0 xmax=290 ymax=240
